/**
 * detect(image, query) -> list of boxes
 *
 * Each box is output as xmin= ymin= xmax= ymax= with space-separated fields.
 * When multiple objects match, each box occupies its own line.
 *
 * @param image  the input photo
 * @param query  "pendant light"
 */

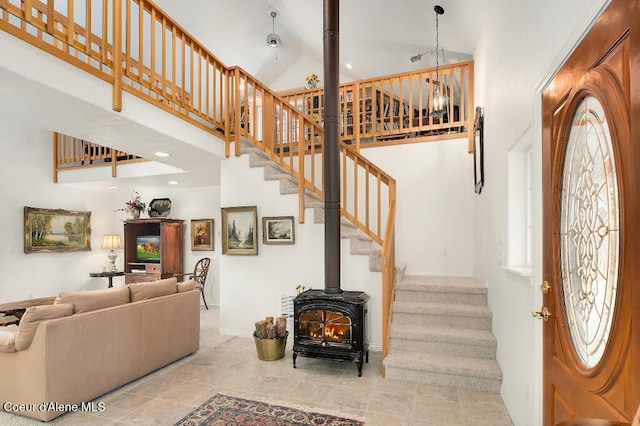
xmin=430 ymin=5 xmax=448 ymax=118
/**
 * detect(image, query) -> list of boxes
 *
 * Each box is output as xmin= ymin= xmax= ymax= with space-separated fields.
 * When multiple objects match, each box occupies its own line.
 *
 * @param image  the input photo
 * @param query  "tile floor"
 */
xmin=0 ymin=307 xmax=514 ymax=425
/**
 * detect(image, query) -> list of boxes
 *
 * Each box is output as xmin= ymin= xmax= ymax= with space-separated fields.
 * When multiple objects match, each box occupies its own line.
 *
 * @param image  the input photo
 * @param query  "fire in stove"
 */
xmin=324 ymin=325 xmax=349 ymax=343
xmin=298 ymin=309 xmax=352 ymax=345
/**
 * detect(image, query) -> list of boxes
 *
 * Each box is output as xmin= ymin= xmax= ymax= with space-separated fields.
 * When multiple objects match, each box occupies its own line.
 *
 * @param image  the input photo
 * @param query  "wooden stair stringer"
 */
xmin=239 ymin=138 xmax=390 ymax=273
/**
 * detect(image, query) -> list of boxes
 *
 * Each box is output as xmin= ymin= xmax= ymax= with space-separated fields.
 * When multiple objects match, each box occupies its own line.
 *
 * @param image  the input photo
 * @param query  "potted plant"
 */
xmin=116 ymin=191 xmax=147 ymax=219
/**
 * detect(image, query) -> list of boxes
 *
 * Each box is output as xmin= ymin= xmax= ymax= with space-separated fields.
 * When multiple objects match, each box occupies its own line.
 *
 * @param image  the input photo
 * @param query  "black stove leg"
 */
xmin=366 ymin=350 xmax=369 ymax=363
xmin=293 ymin=352 xmax=297 ymax=369
xmin=356 ymin=357 xmax=364 ymax=377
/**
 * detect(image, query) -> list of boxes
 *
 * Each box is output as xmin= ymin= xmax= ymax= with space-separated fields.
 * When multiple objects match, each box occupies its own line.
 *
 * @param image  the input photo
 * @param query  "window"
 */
xmin=505 ymin=128 xmax=533 ymax=280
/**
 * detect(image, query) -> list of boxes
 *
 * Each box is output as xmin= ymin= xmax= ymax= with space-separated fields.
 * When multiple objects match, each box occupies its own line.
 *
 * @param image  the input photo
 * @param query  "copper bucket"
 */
xmin=253 ymin=331 xmax=288 ymax=361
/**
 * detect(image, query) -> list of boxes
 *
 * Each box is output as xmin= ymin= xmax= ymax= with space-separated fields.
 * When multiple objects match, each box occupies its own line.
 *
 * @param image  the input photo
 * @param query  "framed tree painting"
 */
xmin=190 ymin=218 xmax=214 ymax=251
xmin=262 ymin=216 xmax=295 ymax=245
xmin=221 ymin=206 xmax=258 ymax=255
xmin=24 ymin=206 xmax=91 ymax=253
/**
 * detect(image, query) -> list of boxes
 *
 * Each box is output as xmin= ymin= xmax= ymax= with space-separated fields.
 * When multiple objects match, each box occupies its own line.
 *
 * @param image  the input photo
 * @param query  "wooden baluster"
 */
xmin=66 ymin=0 xmax=74 ymax=45
xmin=112 ymin=0 xmax=122 ymax=111
xmin=23 ymin=0 xmax=32 ymax=22
xmin=138 ymin=0 xmax=144 ymax=85
xmin=123 ymin=0 xmax=130 ymax=75
xmin=101 ymin=0 xmax=107 ymax=63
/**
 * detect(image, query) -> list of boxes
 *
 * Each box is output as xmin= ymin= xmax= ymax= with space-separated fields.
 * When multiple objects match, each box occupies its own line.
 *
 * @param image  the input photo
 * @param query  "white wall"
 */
xmin=0 ymin=117 xmax=222 ymax=306
xmin=219 ymin=152 xmax=383 ymax=348
xmin=0 ymin=123 xmax=117 ymax=301
xmin=361 ymin=139 xmax=475 ymax=276
xmin=472 ymin=1 xmax=607 ymax=425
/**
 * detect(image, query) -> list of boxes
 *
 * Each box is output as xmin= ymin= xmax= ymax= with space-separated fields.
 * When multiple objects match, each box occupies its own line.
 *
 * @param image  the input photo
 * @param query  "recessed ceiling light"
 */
xmin=168 ymin=181 xmax=178 ymax=185
xmin=155 ymin=151 xmax=170 ymax=157
xmin=345 ymin=63 xmax=353 ymax=69
xmin=108 ymin=186 xmax=119 ymax=189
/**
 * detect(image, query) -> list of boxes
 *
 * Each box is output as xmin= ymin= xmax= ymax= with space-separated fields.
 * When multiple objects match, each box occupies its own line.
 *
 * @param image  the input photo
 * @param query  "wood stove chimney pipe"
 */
xmin=323 ymin=0 xmax=341 ymax=294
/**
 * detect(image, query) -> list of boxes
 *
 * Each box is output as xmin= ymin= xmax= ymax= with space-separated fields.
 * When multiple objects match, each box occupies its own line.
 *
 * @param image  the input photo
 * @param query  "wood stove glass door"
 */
xmin=298 ymin=309 xmax=352 ymax=347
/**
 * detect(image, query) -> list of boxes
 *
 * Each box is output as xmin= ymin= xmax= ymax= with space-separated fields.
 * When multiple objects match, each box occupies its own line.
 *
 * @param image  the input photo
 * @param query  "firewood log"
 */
xmin=276 ymin=316 xmax=287 ymax=337
xmin=258 ymin=320 xmax=269 ymax=338
xmin=266 ymin=324 xmax=277 ymax=339
xmin=255 ymin=321 xmax=265 ymax=338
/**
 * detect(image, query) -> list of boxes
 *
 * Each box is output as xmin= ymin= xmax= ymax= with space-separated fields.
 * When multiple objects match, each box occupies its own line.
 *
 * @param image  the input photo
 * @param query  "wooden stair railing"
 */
xmin=2 ymin=0 xmax=398 ymax=373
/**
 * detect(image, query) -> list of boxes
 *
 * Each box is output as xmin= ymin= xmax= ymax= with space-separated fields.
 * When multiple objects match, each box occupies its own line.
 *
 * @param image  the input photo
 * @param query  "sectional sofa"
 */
xmin=0 ymin=277 xmax=200 ymax=421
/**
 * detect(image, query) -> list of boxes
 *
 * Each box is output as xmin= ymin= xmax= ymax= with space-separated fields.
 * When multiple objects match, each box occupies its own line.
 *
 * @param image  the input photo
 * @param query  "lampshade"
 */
xmin=101 ymin=234 xmax=122 ymax=250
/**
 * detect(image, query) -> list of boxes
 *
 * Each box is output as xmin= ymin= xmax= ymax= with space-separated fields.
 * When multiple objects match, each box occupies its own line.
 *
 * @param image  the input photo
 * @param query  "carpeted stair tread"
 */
xmin=392 ymin=300 xmax=492 ymax=318
xmin=398 ymin=275 xmax=487 ymax=294
xmin=384 ymin=352 xmax=503 ymax=380
xmin=390 ymin=323 xmax=497 ymax=346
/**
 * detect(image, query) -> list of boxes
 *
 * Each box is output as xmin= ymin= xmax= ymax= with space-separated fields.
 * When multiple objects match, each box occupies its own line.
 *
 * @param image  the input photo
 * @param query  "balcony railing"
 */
xmin=281 ymin=62 xmax=475 ymax=152
xmin=0 ymin=0 xmax=462 ymax=369
xmin=53 ymin=133 xmax=146 ymax=182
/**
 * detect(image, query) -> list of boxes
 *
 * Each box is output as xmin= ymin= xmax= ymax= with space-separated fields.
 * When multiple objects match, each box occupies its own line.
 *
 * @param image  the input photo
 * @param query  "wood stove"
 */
xmin=293 ymin=290 xmax=370 ymax=376
xmin=291 ymin=0 xmax=370 ymax=377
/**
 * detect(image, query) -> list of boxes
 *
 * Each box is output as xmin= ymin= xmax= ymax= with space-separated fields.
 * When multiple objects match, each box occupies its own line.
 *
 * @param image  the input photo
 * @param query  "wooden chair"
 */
xmin=180 ymin=258 xmax=211 ymax=310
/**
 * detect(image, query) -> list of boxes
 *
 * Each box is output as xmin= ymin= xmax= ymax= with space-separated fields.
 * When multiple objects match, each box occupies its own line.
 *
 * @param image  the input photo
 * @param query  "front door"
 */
xmin=541 ymin=0 xmax=640 ymax=424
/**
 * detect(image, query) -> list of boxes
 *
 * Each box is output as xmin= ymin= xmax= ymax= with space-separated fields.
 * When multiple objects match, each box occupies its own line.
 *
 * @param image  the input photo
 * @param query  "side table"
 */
xmin=89 ymin=271 xmax=125 ymax=288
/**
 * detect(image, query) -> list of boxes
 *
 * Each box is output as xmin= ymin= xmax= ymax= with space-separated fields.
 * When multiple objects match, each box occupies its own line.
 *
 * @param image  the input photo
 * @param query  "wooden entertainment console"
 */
xmin=123 ymin=218 xmax=184 ymax=284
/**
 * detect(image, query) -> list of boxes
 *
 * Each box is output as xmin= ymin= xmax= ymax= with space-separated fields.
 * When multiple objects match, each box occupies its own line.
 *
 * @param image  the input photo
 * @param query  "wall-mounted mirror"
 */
xmin=473 ymin=106 xmax=485 ymax=194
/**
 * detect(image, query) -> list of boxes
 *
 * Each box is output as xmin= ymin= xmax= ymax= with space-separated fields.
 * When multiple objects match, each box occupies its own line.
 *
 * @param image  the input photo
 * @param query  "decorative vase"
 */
xmin=307 ymin=82 xmax=317 ymax=89
xmin=131 ymin=210 xmax=141 ymax=219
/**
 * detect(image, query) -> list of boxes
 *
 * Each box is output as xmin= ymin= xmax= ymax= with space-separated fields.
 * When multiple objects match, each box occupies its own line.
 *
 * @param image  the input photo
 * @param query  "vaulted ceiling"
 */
xmin=152 ymin=0 xmax=486 ymax=87
xmin=1 ymin=0 xmax=488 ymax=189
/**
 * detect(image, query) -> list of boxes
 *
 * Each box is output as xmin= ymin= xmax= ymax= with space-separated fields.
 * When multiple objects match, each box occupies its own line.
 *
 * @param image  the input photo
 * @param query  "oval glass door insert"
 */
xmin=560 ymin=95 xmax=619 ymax=368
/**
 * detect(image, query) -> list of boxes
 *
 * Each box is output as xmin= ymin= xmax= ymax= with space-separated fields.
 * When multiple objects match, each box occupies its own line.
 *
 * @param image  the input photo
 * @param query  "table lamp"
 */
xmin=101 ymin=234 xmax=122 ymax=271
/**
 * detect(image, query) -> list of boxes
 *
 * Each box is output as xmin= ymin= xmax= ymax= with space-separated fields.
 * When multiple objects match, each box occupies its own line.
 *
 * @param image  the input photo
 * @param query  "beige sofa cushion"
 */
xmin=15 ymin=304 xmax=73 ymax=351
xmin=129 ymin=277 xmax=177 ymax=302
xmin=0 ymin=325 xmax=18 ymax=353
xmin=55 ymin=285 xmax=130 ymax=314
xmin=177 ymin=279 xmax=196 ymax=293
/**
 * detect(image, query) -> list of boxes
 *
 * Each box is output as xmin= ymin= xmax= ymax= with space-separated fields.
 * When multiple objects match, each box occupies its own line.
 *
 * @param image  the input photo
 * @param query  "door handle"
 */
xmin=541 ymin=281 xmax=551 ymax=294
xmin=532 ymin=306 xmax=551 ymax=321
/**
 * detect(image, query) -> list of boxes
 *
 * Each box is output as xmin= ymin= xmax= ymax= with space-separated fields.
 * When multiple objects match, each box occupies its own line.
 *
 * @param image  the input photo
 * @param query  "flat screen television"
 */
xmin=136 ymin=235 xmax=161 ymax=263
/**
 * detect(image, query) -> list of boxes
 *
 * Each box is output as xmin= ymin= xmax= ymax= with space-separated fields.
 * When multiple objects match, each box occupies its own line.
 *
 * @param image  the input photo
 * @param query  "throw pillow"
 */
xmin=129 ymin=277 xmax=177 ymax=302
xmin=0 ymin=325 xmax=17 ymax=353
xmin=55 ymin=285 xmax=130 ymax=314
xmin=15 ymin=304 xmax=73 ymax=351
xmin=177 ymin=279 xmax=196 ymax=293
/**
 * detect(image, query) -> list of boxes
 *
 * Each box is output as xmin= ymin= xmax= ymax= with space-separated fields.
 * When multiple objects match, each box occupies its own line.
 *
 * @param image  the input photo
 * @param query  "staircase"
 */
xmin=241 ymin=140 xmax=502 ymax=393
xmin=383 ymin=275 xmax=503 ymax=392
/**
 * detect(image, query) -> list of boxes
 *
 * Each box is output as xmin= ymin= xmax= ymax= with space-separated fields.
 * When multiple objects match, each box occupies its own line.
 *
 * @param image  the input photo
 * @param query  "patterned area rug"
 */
xmin=175 ymin=393 xmax=364 ymax=426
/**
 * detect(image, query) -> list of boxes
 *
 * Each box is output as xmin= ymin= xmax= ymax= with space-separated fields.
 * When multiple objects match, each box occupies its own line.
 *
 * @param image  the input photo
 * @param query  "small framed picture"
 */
xmin=221 ymin=206 xmax=258 ymax=255
xmin=190 ymin=219 xmax=214 ymax=251
xmin=262 ymin=216 xmax=295 ymax=245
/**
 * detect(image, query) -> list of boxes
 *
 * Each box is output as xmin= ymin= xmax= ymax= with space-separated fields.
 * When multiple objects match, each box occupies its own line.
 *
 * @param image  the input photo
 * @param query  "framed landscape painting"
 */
xmin=221 ymin=206 xmax=258 ymax=255
xmin=191 ymin=218 xmax=214 ymax=251
xmin=24 ymin=206 xmax=91 ymax=253
xmin=262 ymin=216 xmax=295 ymax=245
